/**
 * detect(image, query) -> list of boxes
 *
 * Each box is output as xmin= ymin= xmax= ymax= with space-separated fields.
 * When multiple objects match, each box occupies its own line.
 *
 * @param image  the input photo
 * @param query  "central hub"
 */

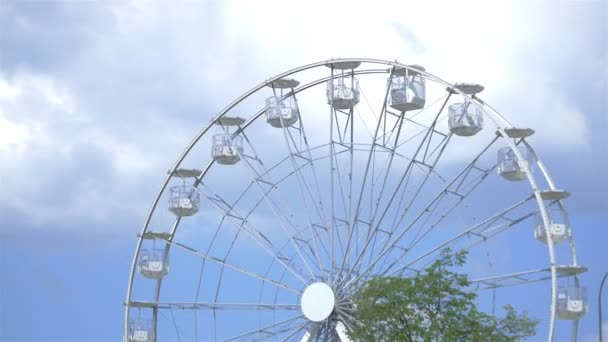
xmin=300 ymin=282 xmax=335 ymax=322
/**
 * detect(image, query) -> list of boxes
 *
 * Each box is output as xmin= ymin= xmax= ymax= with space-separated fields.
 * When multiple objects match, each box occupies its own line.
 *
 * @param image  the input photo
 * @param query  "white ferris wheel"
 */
xmin=124 ymin=58 xmax=588 ymax=341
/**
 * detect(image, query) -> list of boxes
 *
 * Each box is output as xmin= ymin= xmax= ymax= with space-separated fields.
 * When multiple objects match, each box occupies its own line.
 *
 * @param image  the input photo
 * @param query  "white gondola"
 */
xmin=497 ymin=146 xmax=535 ymax=181
xmin=266 ymin=95 xmax=299 ymax=128
xmin=138 ymin=248 xmax=169 ymax=279
xmin=534 ymin=207 xmax=571 ymax=244
xmin=389 ymin=66 xmax=426 ymax=112
xmin=448 ymin=101 xmax=484 ymax=136
xmin=327 ymin=76 xmax=360 ymax=110
xmin=128 ymin=318 xmax=154 ymax=342
xmin=557 ymin=286 xmax=587 ymax=320
xmin=212 ymin=133 xmax=244 ymax=165
xmin=168 ymin=185 xmax=200 ymax=216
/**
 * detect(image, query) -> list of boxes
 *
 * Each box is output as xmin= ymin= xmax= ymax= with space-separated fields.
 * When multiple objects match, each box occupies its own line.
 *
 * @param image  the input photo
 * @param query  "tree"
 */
xmin=347 ymin=249 xmax=539 ymax=341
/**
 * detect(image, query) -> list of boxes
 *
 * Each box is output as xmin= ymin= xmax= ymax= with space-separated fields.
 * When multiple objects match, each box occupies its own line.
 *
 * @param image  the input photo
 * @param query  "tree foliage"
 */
xmin=348 ymin=249 xmax=539 ymax=341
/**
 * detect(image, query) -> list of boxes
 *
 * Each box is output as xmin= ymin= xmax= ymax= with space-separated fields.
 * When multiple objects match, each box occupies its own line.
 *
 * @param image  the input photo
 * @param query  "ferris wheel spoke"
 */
xmin=292 ymin=94 xmax=334 ymax=240
xmin=202 ymin=186 xmax=311 ymax=284
xmin=335 ymin=303 xmax=356 ymax=319
xmin=157 ymin=307 xmax=182 ymax=341
xmin=237 ymin=133 xmax=321 ymax=280
xmin=277 ymin=322 xmax=309 ymax=342
xmin=158 ymin=237 xmax=302 ymax=294
xmin=241 ymin=319 xmax=306 ymax=342
xmin=295 ymin=322 xmax=321 ymax=342
xmin=326 ymin=111 xmax=358 ymax=275
xmin=253 ymin=321 xmax=307 ymax=342
xmin=464 ymin=247 xmax=584 ymax=292
xmin=238 ymin=125 xmax=344 ymax=275
xmin=328 ymin=68 xmax=337 ymax=284
xmin=368 ymin=96 xmax=453 ymax=236
xmin=331 ymin=143 xmax=355 ymax=267
xmin=130 ymin=301 xmax=300 ymax=311
xmin=193 ymin=215 xmax=227 ymax=342
xmin=342 ymin=136 xmax=499 ymax=290
xmin=355 ymin=117 xmax=409 ymax=278
xmin=334 ymin=321 xmax=353 ymax=342
xmin=365 ymin=133 xmax=492 ymax=276
xmin=281 ymin=117 xmax=331 ymax=226
xmin=263 ymin=249 xmax=296 ymax=338
xmin=346 ymin=170 xmax=468 ymax=287
xmin=342 ymin=132 xmax=453 ymax=286
xmin=231 ymin=150 xmax=334 ymax=268
xmin=339 ymin=94 xmax=453 ymax=286
xmin=380 ymin=196 xmax=536 ymax=277
xmin=253 ymin=229 xmax=316 ymax=339
xmin=286 ymin=139 xmax=333 ymax=233
xmin=276 ymin=114 xmax=331 ymax=280
xmin=375 ymin=113 xmax=453 ymax=228
xmin=222 ymin=314 xmax=304 ymax=341
xmin=125 ymin=60 xmax=581 ymax=341
xmin=211 ymin=230 xmax=249 ymax=319
xmin=470 ymin=268 xmax=565 ymax=290
xmin=336 ymin=72 xmax=394 ymax=286
xmin=391 ymin=93 xmax=451 ymax=150
xmin=216 ymin=181 xmax=321 ymax=278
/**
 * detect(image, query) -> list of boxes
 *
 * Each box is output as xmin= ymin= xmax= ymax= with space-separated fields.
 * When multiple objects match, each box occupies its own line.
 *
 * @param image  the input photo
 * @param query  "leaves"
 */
xmin=348 ymin=249 xmax=539 ymax=341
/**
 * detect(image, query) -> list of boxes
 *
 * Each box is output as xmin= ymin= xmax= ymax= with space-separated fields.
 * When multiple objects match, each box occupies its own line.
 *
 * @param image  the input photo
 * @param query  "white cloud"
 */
xmin=0 ymin=0 xmax=602 ymax=230
xmin=106 ymin=0 xmax=594 ymax=151
xmin=0 ymin=77 xmax=18 ymax=99
xmin=0 ymin=70 xmax=190 ymax=228
xmin=0 ymin=109 xmax=29 ymax=153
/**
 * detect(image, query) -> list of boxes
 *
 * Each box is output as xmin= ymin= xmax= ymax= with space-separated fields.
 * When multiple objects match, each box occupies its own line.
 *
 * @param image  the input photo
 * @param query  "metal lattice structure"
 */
xmin=124 ymin=58 xmax=586 ymax=341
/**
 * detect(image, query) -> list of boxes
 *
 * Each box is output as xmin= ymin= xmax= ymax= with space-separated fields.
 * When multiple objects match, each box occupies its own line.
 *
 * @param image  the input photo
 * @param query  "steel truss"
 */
xmin=125 ymin=59 xmax=583 ymax=342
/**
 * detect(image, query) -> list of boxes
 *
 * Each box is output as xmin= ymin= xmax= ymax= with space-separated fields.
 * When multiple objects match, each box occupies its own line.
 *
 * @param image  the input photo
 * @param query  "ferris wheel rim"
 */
xmin=124 ymin=58 xmax=583 ymax=342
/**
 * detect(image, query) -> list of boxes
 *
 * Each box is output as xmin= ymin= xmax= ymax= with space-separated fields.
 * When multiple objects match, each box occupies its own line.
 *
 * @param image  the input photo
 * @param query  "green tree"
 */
xmin=347 ymin=249 xmax=539 ymax=341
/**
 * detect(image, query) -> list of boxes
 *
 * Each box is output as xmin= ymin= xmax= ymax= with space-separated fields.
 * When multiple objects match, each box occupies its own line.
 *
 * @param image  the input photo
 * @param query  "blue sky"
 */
xmin=0 ymin=1 xmax=606 ymax=341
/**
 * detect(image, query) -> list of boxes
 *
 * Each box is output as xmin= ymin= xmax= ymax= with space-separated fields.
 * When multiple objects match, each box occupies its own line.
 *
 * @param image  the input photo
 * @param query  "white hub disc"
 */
xmin=300 ymin=282 xmax=335 ymax=322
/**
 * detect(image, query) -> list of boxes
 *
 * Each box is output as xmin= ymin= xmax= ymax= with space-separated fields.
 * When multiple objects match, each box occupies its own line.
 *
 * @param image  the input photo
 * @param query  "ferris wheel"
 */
xmin=124 ymin=58 xmax=588 ymax=341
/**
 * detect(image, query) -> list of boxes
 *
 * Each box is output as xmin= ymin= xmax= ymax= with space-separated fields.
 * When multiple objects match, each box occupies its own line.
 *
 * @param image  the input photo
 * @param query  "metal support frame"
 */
xmin=124 ymin=58 xmax=580 ymax=342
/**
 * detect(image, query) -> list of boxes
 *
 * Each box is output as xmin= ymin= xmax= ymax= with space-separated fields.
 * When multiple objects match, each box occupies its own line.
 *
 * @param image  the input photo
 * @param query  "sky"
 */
xmin=0 ymin=0 xmax=606 ymax=341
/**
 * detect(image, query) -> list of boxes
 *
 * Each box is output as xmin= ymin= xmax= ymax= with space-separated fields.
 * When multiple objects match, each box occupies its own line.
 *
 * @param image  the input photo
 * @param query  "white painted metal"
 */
xmin=130 ymin=301 xmax=300 ymax=310
xmin=446 ymin=82 xmax=485 ymax=94
xmin=335 ymin=321 xmax=352 ymax=342
xmin=326 ymin=61 xmax=361 ymax=70
xmin=169 ymin=168 xmax=202 ymax=178
xmin=539 ymin=190 xmax=571 ymax=201
xmin=448 ymin=100 xmax=484 ymax=136
xmin=214 ymin=116 xmax=246 ymax=126
xmin=393 ymin=64 xmax=426 ymax=76
xmin=124 ymin=58 xmax=582 ymax=342
xmin=388 ymin=67 xmax=426 ymax=112
xmin=168 ymin=185 xmax=200 ymax=216
xmin=211 ymin=133 xmax=243 ymax=165
xmin=557 ymin=286 xmax=588 ymax=320
xmin=268 ymin=77 xmax=300 ymax=89
xmin=128 ymin=318 xmax=153 ymax=342
xmin=301 ymin=282 xmax=335 ymax=322
xmin=299 ymin=322 xmax=321 ymax=342
xmin=141 ymin=231 xmax=171 ymax=240
xmin=138 ymin=249 xmax=169 ymax=279
xmin=498 ymin=127 xmax=535 ymax=138
xmin=327 ymin=76 xmax=360 ymax=109
xmin=266 ymin=95 xmax=299 ymax=128
xmin=535 ymin=207 xmax=571 ymax=245
xmin=555 ymin=265 xmax=588 ymax=276
xmin=498 ymin=146 xmax=535 ymax=181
